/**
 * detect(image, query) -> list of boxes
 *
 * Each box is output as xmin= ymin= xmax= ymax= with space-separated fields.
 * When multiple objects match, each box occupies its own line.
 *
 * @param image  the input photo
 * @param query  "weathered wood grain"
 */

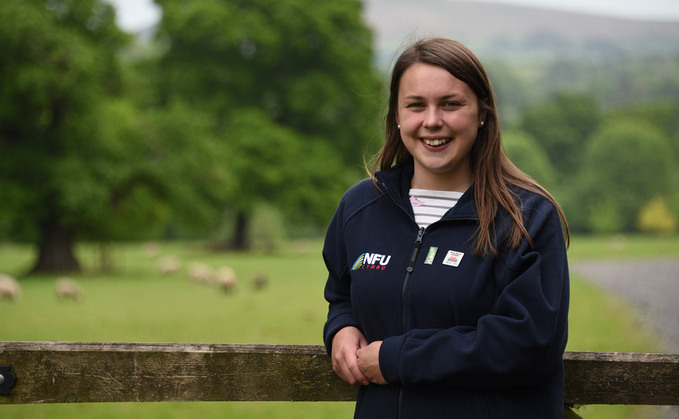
xmin=564 ymin=351 xmax=679 ymax=405
xmin=0 ymin=342 xmax=356 ymax=404
xmin=1 ymin=342 xmax=677 ymax=405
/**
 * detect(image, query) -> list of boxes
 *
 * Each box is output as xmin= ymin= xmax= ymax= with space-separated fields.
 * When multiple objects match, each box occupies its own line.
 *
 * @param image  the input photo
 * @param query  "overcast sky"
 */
xmin=106 ymin=0 xmax=679 ymax=32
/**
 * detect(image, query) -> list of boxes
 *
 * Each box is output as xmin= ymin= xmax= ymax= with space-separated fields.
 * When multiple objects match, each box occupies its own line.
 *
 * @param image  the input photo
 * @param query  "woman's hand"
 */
xmin=331 ymin=326 xmax=369 ymax=386
xmin=357 ymin=340 xmax=387 ymax=385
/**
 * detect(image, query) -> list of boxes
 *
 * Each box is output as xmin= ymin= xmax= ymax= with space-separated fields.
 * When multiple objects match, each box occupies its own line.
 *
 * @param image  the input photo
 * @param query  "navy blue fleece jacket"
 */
xmin=323 ymin=163 xmax=569 ymax=418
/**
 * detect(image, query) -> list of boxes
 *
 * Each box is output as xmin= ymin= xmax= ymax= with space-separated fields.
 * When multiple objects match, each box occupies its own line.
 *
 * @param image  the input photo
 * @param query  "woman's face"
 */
xmin=396 ymin=62 xmax=484 ymax=191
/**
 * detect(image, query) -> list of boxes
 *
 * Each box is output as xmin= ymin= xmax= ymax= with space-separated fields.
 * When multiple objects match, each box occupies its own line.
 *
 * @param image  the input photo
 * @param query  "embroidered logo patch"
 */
xmin=442 ymin=250 xmax=464 ymax=267
xmin=351 ymin=252 xmax=392 ymax=271
xmin=424 ymin=246 xmax=438 ymax=265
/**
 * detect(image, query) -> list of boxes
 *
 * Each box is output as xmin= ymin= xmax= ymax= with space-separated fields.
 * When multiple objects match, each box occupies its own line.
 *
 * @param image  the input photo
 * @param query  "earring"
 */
xmin=480 ymin=121 xmax=485 ymax=127
xmin=397 ymin=124 xmax=401 ymax=129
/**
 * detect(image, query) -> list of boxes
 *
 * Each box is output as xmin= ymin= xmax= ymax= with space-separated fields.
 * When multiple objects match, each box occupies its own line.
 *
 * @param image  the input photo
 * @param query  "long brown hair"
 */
xmin=371 ymin=37 xmax=569 ymax=256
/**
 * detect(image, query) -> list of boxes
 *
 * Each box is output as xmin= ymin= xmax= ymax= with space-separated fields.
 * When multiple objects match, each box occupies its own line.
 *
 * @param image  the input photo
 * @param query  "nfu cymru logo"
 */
xmin=351 ymin=253 xmax=392 ymax=271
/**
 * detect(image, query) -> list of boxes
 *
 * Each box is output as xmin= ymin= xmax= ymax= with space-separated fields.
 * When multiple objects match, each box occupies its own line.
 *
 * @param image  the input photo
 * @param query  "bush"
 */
xmin=637 ymin=195 xmax=677 ymax=234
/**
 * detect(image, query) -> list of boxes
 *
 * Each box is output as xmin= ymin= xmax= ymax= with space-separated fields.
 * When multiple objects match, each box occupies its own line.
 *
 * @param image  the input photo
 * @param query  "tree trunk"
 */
xmin=31 ymin=216 xmax=81 ymax=274
xmin=98 ymin=242 xmax=115 ymax=273
xmin=231 ymin=211 xmax=251 ymax=250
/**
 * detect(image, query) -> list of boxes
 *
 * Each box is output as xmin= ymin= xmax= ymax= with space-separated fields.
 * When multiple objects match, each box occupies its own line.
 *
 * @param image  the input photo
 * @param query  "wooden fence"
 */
xmin=1 ymin=342 xmax=677 ymax=413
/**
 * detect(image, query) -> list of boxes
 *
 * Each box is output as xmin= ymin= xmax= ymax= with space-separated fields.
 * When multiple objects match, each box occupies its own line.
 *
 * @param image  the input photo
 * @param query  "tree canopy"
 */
xmin=502 ymin=129 xmax=556 ymax=189
xmin=0 ymin=1 xmax=232 ymax=272
xmin=152 ymin=0 xmax=383 ymax=248
xmin=0 ymin=0 xmax=383 ymax=271
xmin=154 ymin=0 xmax=382 ymax=165
xmin=1 ymin=0 xmax=129 ymax=271
xmin=519 ymin=92 xmax=602 ymax=178
xmin=578 ymin=119 xmax=676 ymax=233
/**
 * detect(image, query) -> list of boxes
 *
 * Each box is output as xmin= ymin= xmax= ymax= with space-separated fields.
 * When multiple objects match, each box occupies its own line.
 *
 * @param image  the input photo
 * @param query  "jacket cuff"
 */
xmin=379 ymin=335 xmax=404 ymax=384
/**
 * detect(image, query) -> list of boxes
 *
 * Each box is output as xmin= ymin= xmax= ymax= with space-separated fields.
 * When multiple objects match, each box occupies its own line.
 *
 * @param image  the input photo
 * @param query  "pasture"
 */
xmin=1 ymin=235 xmax=677 ymax=418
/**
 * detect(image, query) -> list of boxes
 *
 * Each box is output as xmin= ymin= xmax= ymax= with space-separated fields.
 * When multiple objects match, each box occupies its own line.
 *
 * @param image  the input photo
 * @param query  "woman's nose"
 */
xmin=423 ymin=108 xmax=443 ymax=128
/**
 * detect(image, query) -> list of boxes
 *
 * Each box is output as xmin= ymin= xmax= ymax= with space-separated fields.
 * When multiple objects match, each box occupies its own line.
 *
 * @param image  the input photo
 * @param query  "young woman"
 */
xmin=323 ymin=37 xmax=570 ymax=418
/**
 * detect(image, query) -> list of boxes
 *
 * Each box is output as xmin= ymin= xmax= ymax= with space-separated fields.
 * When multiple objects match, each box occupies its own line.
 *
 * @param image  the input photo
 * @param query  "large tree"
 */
xmin=577 ymin=118 xmax=676 ymax=233
xmin=0 ymin=0 xmax=129 ymax=272
xmin=219 ymin=108 xmax=350 ymax=249
xmin=152 ymin=0 xmax=383 ymax=248
xmin=0 ymin=1 xmax=232 ymax=272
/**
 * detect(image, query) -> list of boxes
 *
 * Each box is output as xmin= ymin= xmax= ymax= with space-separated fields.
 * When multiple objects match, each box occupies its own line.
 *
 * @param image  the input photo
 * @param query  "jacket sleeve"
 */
xmin=322 ymin=197 xmax=357 ymax=357
xmin=379 ymin=201 xmax=569 ymax=389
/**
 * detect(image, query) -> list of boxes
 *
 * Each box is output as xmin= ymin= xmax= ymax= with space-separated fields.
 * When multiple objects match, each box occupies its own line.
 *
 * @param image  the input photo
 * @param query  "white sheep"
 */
xmin=142 ymin=241 xmax=161 ymax=259
xmin=187 ymin=262 xmax=214 ymax=285
xmin=55 ymin=277 xmax=84 ymax=302
xmin=0 ymin=273 xmax=22 ymax=302
xmin=157 ymin=255 xmax=182 ymax=275
xmin=214 ymin=266 xmax=237 ymax=293
xmin=293 ymin=239 xmax=311 ymax=255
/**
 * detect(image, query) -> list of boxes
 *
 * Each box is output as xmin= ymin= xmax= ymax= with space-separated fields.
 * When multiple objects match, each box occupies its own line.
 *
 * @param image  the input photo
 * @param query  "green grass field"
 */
xmin=1 ymin=235 xmax=677 ymax=418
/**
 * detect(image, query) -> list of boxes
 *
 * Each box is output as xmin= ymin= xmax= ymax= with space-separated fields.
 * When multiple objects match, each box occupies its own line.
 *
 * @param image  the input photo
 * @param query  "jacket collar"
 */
xmin=374 ymin=163 xmax=478 ymax=221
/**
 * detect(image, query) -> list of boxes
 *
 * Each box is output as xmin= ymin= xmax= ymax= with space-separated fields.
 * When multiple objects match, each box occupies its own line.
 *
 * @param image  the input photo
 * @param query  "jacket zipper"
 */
xmin=401 ymin=226 xmax=425 ymax=333
xmin=377 ymin=178 xmax=479 ymax=419
xmin=377 ymin=180 xmax=428 ymax=419
xmin=397 ymin=226 xmax=425 ymax=419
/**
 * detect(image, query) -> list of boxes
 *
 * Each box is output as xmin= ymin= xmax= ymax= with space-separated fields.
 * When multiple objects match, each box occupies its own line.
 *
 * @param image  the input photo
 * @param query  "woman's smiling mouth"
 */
xmin=422 ymin=137 xmax=452 ymax=147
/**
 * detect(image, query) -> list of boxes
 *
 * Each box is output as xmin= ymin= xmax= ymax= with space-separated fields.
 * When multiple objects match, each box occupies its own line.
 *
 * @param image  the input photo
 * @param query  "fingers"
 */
xmin=332 ymin=343 xmax=369 ymax=386
xmin=340 ymin=354 xmax=369 ymax=386
xmin=331 ymin=327 xmax=370 ymax=386
xmin=356 ymin=341 xmax=387 ymax=385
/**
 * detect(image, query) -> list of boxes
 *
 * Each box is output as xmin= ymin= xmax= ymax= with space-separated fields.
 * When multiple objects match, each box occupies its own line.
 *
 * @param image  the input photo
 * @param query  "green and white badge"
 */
xmin=424 ymin=246 xmax=438 ymax=265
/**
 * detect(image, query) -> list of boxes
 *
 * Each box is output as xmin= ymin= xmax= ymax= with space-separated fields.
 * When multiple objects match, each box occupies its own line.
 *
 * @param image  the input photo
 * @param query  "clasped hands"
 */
xmin=331 ymin=326 xmax=387 ymax=386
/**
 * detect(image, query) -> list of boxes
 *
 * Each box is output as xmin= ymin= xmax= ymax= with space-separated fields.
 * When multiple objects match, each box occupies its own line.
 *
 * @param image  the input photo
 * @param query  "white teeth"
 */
xmin=422 ymin=138 xmax=451 ymax=147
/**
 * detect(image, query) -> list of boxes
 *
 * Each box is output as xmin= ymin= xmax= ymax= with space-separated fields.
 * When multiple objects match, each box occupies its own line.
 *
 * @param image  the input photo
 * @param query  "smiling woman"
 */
xmin=322 ymin=37 xmax=571 ymax=418
xmin=396 ymin=62 xmax=484 ymax=191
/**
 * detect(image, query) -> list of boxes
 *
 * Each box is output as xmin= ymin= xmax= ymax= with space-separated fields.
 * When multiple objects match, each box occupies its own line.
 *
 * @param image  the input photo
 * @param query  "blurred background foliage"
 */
xmin=0 ymin=0 xmax=677 ymax=274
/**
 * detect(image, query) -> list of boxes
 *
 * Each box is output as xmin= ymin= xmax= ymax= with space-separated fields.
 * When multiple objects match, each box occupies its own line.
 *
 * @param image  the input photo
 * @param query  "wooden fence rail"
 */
xmin=0 ymin=342 xmax=677 ymax=407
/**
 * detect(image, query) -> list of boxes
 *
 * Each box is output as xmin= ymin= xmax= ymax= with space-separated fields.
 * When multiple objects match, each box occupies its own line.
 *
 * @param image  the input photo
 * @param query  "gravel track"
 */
xmin=570 ymin=260 xmax=679 ymax=353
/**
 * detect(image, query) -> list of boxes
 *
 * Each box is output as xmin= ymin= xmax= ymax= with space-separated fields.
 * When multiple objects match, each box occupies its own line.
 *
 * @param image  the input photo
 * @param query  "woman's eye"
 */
xmin=407 ymin=103 xmax=425 ymax=109
xmin=443 ymin=102 xmax=461 ymax=108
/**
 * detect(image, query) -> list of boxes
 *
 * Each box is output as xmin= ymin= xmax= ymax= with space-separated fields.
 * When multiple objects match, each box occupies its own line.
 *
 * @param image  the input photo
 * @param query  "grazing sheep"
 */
xmin=252 ymin=272 xmax=269 ymax=292
xmin=188 ymin=262 xmax=214 ymax=285
xmin=55 ymin=277 xmax=83 ymax=302
xmin=293 ymin=239 xmax=311 ymax=255
xmin=215 ymin=266 xmax=237 ymax=293
xmin=142 ymin=241 xmax=161 ymax=259
xmin=158 ymin=255 xmax=182 ymax=275
xmin=0 ymin=273 xmax=22 ymax=302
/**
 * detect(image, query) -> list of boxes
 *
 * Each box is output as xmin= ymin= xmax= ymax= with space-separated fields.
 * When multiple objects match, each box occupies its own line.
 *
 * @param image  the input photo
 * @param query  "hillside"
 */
xmin=363 ymin=0 xmax=679 ymax=66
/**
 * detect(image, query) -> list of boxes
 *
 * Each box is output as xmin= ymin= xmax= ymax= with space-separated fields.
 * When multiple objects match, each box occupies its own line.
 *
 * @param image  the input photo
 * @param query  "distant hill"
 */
xmin=363 ymin=0 xmax=679 ymax=66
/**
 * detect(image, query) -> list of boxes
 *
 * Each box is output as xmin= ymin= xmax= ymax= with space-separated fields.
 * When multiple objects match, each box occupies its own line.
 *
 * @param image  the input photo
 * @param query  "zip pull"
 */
xmin=402 ymin=227 xmax=426 ymax=333
xmin=406 ymin=227 xmax=426 ymax=273
xmin=415 ymin=227 xmax=425 ymax=245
